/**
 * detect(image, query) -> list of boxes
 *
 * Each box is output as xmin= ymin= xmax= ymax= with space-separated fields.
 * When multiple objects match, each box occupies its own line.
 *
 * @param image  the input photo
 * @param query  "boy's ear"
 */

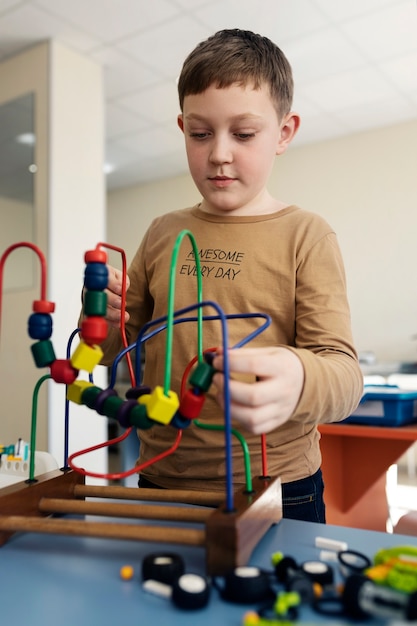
xmin=276 ymin=112 xmax=300 ymax=155
xmin=177 ymin=114 xmax=184 ymax=132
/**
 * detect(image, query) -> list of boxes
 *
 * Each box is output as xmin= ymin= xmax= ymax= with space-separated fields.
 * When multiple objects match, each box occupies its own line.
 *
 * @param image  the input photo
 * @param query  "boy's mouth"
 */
xmin=208 ymin=176 xmax=235 ymax=187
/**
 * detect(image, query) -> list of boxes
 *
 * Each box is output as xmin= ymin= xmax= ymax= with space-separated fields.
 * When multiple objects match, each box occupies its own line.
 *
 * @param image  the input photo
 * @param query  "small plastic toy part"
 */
xmin=142 ymin=552 xmax=185 ymax=585
xmin=189 ymin=361 xmax=215 ymax=392
xmin=50 ymin=359 xmax=79 ymax=385
xmin=81 ymin=316 xmax=108 ymax=346
xmin=125 ymin=385 xmax=151 ymax=399
xmin=120 ymin=564 xmax=135 ymax=581
xmin=28 ymin=312 xmax=53 ymax=340
xmin=83 ymin=290 xmax=107 ymax=317
xmin=171 ymin=573 xmax=211 ymax=610
xmin=83 ymin=262 xmax=109 ymax=291
xmin=32 ymin=299 xmax=55 ymax=313
xmin=67 ymin=380 xmax=95 ymax=404
xmin=31 ymin=339 xmax=56 ymax=368
xmin=179 ymin=388 xmax=205 ymax=420
xmin=343 ymin=574 xmax=417 ymax=621
xmin=128 ymin=404 xmax=155 ymax=430
xmin=222 ymin=566 xmax=273 ymax=604
xmin=80 ymin=385 xmax=102 ymax=409
xmin=139 ymin=386 xmax=180 ymax=425
xmin=70 ymin=341 xmax=103 ymax=373
xmin=85 ymin=249 xmax=108 ymax=264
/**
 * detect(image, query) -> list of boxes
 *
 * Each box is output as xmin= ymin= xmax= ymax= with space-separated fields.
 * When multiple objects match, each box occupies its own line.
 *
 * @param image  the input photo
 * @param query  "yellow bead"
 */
xmin=67 ymin=380 xmax=95 ymax=404
xmin=139 ymin=385 xmax=179 ymax=425
xmin=120 ymin=564 xmax=134 ymax=581
xmin=70 ymin=341 xmax=103 ymax=373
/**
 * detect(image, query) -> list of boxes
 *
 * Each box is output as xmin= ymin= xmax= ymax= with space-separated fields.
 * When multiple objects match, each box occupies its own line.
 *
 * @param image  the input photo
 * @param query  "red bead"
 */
xmin=50 ymin=359 xmax=79 ymax=384
xmin=81 ymin=316 xmax=108 ymax=345
xmin=179 ymin=389 xmax=205 ymax=420
xmin=85 ymin=249 xmax=107 ymax=264
xmin=33 ymin=300 xmax=55 ymax=313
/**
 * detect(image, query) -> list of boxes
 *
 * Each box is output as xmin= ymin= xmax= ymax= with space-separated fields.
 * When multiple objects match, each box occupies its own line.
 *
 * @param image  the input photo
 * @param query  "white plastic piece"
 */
xmin=142 ymin=579 xmax=172 ymax=599
xmin=314 ymin=536 xmax=348 ymax=552
xmin=319 ymin=550 xmax=339 ymax=562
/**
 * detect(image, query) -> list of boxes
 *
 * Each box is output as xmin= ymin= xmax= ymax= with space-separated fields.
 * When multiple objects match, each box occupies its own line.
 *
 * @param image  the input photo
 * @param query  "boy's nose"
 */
xmin=209 ymin=137 xmax=233 ymax=164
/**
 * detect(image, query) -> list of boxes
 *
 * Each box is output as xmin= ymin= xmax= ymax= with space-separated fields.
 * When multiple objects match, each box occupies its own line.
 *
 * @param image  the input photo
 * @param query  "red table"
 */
xmin=319 ymin=422 xmax=417 ymax=531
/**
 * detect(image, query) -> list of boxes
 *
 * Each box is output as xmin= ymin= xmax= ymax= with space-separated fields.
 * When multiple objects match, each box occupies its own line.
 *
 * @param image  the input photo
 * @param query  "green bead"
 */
xmin=189 ymin=361 xmax=215 ymax=392
xmin=31 ymin=340 xmax=56 ymax=368
xmin=83 ymin=290 xmax=107 ymax=316
xmin=102 ymin=395 xmax=124 ymax=419
xmin=81 ymin=385 xmax=102 ymax=409
xmin=129 ymin=404 xmax=154 ymax=430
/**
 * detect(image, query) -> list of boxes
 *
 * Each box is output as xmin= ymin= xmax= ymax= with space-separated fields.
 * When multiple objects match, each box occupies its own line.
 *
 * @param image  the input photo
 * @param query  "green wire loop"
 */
xmin=194 ymin=419 xmax=253 ymax=492
xmin=28 ymin=373 xmax=51 ymax=482
xmin=164 ymin=230 xmax=203 ymax=394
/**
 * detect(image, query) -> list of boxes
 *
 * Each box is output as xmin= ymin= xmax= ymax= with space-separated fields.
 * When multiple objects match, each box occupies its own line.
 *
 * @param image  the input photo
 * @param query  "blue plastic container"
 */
xmin=343 ymin=385 xmax=417 ymax=427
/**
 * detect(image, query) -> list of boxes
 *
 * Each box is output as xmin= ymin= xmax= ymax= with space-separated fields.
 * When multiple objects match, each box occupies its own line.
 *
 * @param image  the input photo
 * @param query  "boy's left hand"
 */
xmin=211 ymin=347 xmax=304 ymax=434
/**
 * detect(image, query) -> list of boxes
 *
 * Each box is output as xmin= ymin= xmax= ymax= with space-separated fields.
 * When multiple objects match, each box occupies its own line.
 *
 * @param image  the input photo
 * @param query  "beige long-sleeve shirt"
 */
xmin=97 ymin=204 xmax=363 ymax=491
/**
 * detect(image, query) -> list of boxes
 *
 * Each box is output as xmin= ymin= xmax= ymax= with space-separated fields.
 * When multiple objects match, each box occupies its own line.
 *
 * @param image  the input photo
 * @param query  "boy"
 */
xmin=95 ymin=29 xmax=363 ymax=522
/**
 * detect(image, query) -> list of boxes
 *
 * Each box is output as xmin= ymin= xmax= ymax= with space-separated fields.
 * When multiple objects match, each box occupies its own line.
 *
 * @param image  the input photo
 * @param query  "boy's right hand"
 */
xmin=105 ymin=265 xmax=130 ymax=328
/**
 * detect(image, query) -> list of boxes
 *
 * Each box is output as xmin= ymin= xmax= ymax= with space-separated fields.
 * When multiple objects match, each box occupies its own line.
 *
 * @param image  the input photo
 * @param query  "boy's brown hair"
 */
xmin=178 ymin=29 xmax=294 ymax=120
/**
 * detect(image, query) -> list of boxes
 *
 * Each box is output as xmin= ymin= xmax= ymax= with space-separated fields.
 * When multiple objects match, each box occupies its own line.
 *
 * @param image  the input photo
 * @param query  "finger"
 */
xmin=107 ymin=266 xmax=130 ymax=295
xmin=212 ymin=348 xmax=279 ymax=379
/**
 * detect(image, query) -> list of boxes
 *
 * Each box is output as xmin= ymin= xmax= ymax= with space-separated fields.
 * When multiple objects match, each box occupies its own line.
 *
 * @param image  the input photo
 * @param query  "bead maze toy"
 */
xmin=0 ymin=232 xmax=282 ymax=575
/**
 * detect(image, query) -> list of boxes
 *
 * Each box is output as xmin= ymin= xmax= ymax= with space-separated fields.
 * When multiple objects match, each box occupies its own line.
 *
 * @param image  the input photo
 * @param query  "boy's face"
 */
xmin=178 ymin=83 xmax=299 ymax=216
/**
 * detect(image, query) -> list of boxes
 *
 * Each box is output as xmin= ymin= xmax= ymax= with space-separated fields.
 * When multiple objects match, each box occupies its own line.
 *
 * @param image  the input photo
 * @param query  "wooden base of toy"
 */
xmin=0 ymin=469 xmax=282 ymax=574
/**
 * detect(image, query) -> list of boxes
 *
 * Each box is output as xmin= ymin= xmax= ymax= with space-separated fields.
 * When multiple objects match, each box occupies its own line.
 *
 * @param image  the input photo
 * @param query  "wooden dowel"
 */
xmin=74 ymin=484 xmax=223 ymax=507
xmin=39 ymin=497 xmax=211 ymax=523
xmin=0 ymin=515 xmax=206 ymax=546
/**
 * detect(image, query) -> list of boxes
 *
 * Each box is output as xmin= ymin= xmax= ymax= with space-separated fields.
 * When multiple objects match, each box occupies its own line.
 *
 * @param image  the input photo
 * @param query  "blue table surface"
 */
xmin=1 ymin=509 xmax=416 ymax=625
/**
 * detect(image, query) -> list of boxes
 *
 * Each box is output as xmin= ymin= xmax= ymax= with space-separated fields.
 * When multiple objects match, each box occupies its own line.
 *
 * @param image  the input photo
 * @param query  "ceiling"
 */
xmin=0 ymin=0 xmax=416 ymax=196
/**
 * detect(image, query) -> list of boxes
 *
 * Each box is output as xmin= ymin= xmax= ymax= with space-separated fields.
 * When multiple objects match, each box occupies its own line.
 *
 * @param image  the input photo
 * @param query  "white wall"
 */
xmin=47 ymin=41 xmax=108 ymax=480
xmin=108 ymin=118 xmax=417 ymax=364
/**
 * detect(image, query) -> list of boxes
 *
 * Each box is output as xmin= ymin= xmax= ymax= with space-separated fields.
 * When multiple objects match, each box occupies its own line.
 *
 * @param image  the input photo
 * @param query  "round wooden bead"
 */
xmin=28 ymin=312 xmax=53 ymax=340
xmin=31 ymin=340 xmax=56 ymax=368
xmin=50 ymin=359 xmax=79 ymax=384
xmin=179 ymin=389 xmax=205 ymax=419
xmin=95 ymin=388 xmax=118 ymax=415
xmin=102 ymin=395 xmax=124 ymax=419
xmin=81 ymin=316 xmax=107 ymax=345
xmin=83 ymin=290 xmax=107 ymax=317
xmin=33 ymin=300 xmax=55 ymax=313
xmin=81 ymin=385 xmax=102 ymax=409
xmin=189 ymin=362 xmax=215 ymax=392
xmin=84 ymin=262 xmax=108 ymax=291
xmin=117 ymin=399 xmax=140 ymax=428
xmin=129 ymin=404 xmax=154 ymax=430
xmin=85 ymin=249 xmax=107 ymax=264
xmin=125 ymin=385 xmax=151 ymax=399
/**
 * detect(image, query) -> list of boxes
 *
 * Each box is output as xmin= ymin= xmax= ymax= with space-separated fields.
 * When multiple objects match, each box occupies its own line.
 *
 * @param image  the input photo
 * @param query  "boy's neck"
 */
xmin=199 ymin=196 xmax=289 ymax=217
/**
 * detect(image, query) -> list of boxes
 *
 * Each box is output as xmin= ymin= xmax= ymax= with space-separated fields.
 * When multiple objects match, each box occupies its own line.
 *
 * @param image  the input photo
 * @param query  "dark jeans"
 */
xmin=139 ymin=467 xmax=326 ymax=524
xmin=281 ymin=468 xmax=326 ymax=523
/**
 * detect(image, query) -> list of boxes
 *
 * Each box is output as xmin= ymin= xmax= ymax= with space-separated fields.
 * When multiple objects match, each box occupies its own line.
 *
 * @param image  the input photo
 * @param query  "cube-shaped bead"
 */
xmin=70 ymin=341 xmax=103 ymax=373
xmin=67 ymin=380 xmax=95 ymax=404
xmin=50 ymin=359 xmax=79 ymax=384
xmin=139 ymin=386 xmax=179 ymax=425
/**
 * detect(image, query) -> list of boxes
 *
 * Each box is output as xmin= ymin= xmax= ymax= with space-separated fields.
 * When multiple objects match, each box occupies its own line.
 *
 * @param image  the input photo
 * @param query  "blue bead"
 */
xmin=28 ymin=313 xmax=53 ymax=340
xmin=84 ymin=263 xmax=109 ymax=291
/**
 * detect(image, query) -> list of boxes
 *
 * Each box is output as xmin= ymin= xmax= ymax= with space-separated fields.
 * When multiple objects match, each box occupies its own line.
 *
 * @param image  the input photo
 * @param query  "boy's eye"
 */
xmin=235 ymin=132 xmax=256 ymax=140
xmin=189 ymin=132 xmax=209 ymax=139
